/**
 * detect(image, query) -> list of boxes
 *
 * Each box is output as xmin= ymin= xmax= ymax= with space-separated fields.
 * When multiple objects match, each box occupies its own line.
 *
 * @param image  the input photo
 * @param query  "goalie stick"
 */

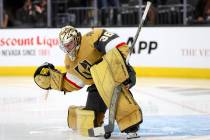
xmin=126 ymin=1 xmax=151 ymax=65
xmin=88 ymin=1 xmax=152 ymax=139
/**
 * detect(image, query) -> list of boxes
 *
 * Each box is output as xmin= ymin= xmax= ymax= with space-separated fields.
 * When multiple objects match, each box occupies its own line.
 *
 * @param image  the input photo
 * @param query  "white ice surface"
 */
xmin=0 ymin=77 xmax=210 ymax=140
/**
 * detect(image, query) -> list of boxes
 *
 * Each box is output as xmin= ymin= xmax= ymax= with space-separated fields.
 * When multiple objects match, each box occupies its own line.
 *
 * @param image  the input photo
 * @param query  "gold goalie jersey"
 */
xmin=63 ymin=28 xmax=129 ymax=92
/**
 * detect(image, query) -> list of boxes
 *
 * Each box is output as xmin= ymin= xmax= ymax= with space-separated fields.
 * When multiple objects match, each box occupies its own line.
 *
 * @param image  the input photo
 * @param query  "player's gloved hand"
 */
xmin=34 ymin=62 xmax=64 ymax=90
xmin=123 ymin=64 xmax=136 ymax=89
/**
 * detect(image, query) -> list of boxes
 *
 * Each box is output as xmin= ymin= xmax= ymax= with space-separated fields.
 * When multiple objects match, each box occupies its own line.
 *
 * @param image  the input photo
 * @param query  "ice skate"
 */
xmin=126 ymin=132 xmax=140 ymax=139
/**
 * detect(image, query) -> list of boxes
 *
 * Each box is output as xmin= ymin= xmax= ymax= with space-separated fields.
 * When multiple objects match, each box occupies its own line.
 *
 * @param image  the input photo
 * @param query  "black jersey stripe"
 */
xmin=94 ymin=30 xmax=119 ymax=54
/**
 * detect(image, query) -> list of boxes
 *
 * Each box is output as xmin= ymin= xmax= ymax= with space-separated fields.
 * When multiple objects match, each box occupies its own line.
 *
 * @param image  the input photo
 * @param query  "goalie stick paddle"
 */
xmin=88 ymin=85 xmax=122 ymax=138
xmin=88 ymin=1 xmax=152 ymax=139
xmin=126 ymin=1 xmax=152 ymax=65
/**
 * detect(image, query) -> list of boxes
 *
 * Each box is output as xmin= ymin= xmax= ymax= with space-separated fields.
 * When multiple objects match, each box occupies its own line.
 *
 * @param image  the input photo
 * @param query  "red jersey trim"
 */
xmin=116 ymin=42 xmax=127 ymax=48
xmin=64 ymin=76 xmax=82 ymax=89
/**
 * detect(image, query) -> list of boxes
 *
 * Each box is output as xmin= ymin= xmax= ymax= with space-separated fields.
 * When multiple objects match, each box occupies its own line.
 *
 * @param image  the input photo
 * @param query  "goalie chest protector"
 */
xmin=64 ymin=28 xmax=105 ymax=85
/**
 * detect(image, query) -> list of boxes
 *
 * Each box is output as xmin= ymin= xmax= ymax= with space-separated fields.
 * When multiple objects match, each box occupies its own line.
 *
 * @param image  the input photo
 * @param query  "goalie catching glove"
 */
xmin=34 ymin=62 xmax=64 ymax=90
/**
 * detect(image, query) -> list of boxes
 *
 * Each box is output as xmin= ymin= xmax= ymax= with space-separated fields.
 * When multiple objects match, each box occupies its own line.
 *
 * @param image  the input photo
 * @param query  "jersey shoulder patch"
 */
xmin=81 ymin=29 xmax=104 ymax=49
xmin=94 ymin=30 xmax=119 ymax=54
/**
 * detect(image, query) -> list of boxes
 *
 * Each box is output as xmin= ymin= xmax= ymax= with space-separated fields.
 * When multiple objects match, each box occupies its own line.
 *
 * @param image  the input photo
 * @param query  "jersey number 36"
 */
xmin=99 ymin=31 xmax=114 ymax=42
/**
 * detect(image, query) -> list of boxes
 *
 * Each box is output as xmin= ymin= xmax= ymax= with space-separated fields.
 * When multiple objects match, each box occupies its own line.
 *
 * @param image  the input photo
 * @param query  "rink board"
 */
xmin=0 ymin=66 xmax=210 ymax=78
xmin=0 ymin=27 xmax=210 ymax=78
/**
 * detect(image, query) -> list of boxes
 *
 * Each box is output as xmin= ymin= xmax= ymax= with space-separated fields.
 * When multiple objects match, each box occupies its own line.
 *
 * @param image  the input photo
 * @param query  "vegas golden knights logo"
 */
xmin=75 ymin=60 xmax=92 ymax=79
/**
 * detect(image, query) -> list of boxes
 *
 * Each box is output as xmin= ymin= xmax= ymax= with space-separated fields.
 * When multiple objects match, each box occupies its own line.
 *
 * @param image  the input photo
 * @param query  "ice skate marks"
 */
xmin=112 ymin=115 xmax=210 ymax=136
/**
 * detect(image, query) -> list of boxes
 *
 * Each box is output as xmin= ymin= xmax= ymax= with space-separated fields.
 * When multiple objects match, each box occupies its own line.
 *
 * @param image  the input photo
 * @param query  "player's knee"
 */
xmin=85 ymin=85 xmax=107 ymax=127
xmin=85 ymin=84 xmax=107 ymax=113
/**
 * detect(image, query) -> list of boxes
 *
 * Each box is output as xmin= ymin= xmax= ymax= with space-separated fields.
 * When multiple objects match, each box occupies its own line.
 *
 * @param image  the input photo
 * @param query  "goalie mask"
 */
xmin=59 ymin=26 xmax=81 ymax=61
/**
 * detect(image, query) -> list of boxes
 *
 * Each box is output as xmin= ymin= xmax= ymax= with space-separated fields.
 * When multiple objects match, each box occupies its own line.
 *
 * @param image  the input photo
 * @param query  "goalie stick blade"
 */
xmin=88 ymin=126 xmax=105 ymax=137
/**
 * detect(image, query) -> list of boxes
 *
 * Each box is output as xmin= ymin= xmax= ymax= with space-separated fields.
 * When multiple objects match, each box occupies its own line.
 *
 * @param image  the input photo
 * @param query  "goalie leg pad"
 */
xmin=67 ymin=106 xmax=84 ymax=129
xmin=103 ymin=48 xmax=129 ymax=83
xmin=115 ymin=87 xmax=143 ymax=132
xmin=68 ymin=106 xmax=95 ymax=136
xmin=90 ymin=48 xmax=142 ymax=132
xmin=76 ymin=108 xmax=95 ymax=136
xmin=90 ymin=48 xmax=129 ymax=104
